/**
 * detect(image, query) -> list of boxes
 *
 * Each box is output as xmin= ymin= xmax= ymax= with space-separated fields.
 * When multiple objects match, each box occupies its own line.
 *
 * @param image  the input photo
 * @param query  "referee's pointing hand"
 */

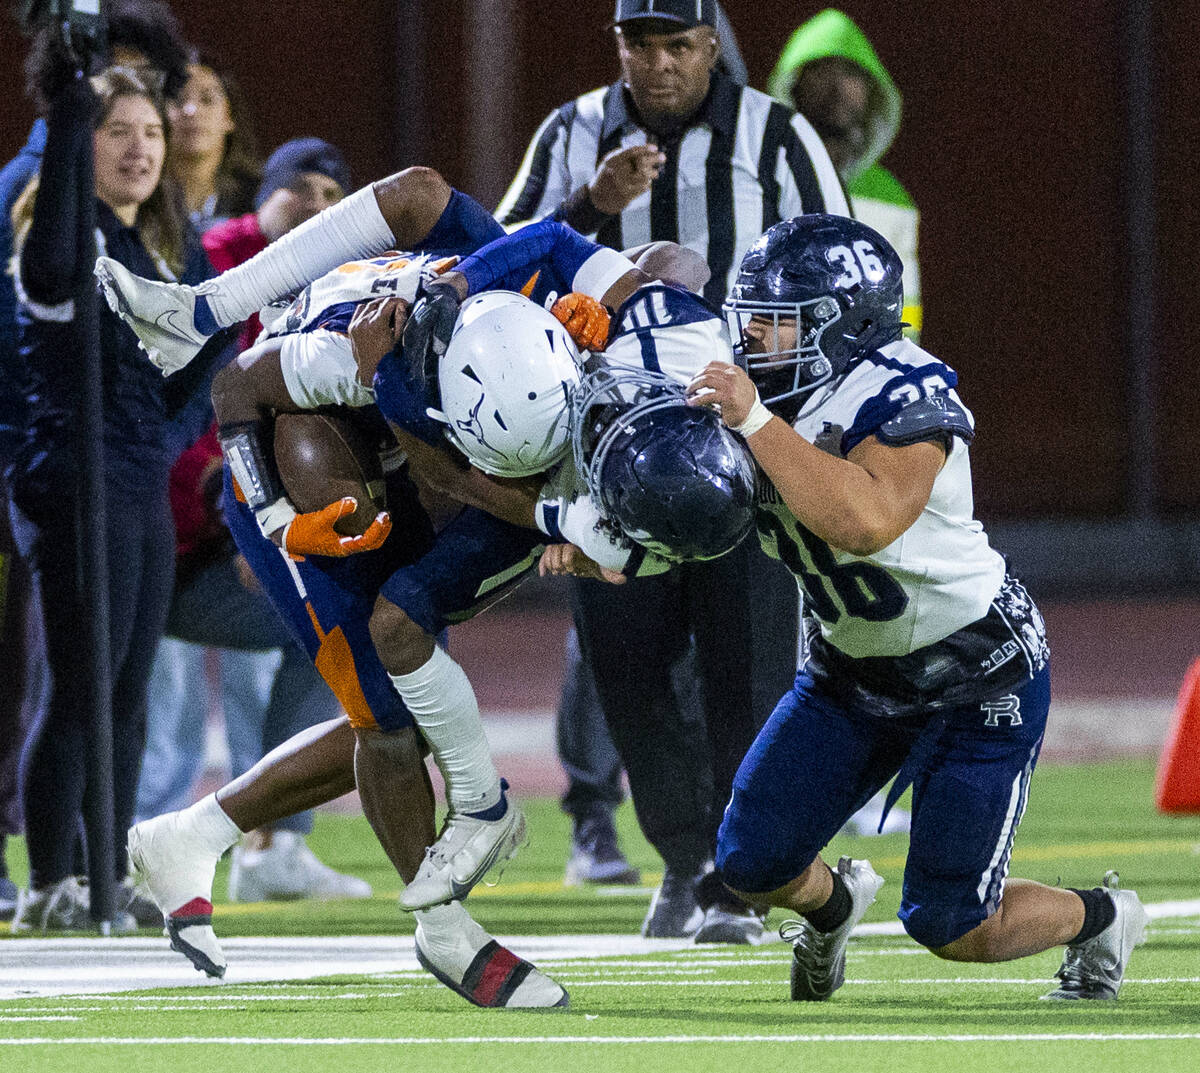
xmin=588 ymin=144 xmax=667 ymax=215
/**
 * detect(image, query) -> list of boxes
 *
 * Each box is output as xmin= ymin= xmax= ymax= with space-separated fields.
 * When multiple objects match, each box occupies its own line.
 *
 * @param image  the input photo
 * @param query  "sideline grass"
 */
xmin=2 ymin=758 xmax=1199 ymax=1072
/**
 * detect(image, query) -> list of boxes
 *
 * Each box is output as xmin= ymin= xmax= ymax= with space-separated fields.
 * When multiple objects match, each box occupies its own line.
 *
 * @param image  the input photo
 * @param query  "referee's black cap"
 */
xmin=613 ymin=0 xmax=717 ymax=29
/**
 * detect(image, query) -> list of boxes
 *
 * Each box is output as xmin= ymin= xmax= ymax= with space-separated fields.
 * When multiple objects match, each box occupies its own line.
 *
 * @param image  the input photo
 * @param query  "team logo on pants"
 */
xmin=981 ymin=694 xmax=1022 ymax=727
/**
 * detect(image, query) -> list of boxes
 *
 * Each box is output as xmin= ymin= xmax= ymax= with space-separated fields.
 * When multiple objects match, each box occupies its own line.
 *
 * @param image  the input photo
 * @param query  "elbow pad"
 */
xmin=219 ymin=420 xmax=286 ymax=510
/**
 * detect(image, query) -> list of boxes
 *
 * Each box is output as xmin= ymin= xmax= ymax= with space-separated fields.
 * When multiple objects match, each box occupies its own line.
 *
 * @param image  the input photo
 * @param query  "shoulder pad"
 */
xmin=611 ymin=282 xmax=720 ymax=337
xmin=876 ymin=394 xmax=974 ymax=448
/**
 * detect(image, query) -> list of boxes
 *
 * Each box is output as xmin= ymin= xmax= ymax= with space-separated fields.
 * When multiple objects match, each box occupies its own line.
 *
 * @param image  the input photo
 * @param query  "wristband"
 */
xmin=732 ymin=394 xmax=773 ymax=438
xmin=254 ymin=495 xmax=297 ymax=540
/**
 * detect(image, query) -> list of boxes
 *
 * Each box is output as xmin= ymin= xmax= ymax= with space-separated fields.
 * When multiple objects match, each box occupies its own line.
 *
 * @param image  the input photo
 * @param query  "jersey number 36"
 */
xmin=758 ymin=513 xmax=909 ymax=623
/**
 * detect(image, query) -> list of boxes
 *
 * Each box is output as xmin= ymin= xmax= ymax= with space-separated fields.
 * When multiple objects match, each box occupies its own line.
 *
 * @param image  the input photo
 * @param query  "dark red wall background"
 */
xmin=2 ymin=1 xmax=1193 ymax=521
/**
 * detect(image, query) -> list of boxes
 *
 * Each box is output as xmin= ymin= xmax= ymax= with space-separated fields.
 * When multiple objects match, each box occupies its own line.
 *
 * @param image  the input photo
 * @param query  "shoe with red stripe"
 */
xmin=414 ymin=901 xmax=568 ymax=1008
xmin=127 ymin=812 xmax=230 ymax=978
xmin=164 ymin=898 xmax=226 ymax=979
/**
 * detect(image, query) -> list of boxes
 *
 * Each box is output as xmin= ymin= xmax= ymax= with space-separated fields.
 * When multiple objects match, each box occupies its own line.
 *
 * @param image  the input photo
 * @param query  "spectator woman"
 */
xmin=167 ymin=53 xmax=261 ymax=233
xmin=7 ymin=62 xmax=227 ymax=931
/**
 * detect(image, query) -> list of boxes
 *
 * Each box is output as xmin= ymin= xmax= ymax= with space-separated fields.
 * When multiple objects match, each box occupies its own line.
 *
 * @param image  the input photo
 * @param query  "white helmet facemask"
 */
xmin=429 ymin=291 xmax=584 ymax=477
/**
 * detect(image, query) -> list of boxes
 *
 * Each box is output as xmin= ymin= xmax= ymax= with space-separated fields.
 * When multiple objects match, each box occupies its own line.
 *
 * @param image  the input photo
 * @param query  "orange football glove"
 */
xmin=551 ymin=292 xmax=610 ymax=352
xmin=280 ymin=497 xmax=391 ymax=560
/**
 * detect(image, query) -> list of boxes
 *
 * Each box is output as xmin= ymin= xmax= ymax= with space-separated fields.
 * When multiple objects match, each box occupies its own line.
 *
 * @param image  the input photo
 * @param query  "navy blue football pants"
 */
xmin=717 ymin=662 xmax=1051 ymax=949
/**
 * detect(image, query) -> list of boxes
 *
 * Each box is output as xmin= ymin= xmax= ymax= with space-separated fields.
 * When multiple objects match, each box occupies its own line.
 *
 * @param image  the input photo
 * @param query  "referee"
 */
xmin=498 ymin=0 xmax=850 ymax=942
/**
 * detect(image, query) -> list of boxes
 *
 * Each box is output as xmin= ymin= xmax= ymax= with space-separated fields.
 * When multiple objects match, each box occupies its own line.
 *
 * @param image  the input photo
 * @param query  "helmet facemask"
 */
xmin=724 ymin=294 xmax=842 ymax=422
xmin=571 ymin=367 xmax=683 ymax=502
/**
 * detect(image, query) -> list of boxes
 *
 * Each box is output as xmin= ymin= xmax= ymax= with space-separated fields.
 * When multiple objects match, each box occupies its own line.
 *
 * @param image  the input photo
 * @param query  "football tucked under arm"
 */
xmin=273 ymin=410 xmax=388 ymax=537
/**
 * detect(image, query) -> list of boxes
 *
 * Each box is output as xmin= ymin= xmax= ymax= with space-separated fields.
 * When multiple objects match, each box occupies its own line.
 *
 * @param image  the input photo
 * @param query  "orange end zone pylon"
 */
xmin=1155 ymin=657 xmax=1200 ymax=813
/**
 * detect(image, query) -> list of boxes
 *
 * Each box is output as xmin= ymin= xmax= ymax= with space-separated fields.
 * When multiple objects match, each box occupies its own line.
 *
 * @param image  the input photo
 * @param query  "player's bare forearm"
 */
xmin=211 ymin=338 xmax=296 ymax=427
xmin=686 ymin=360 xmax=942 ymax=556
xmin=750 ymin=423 xmax=942 ymax=555
xmin=389 ymin=424 xmax=540 ymax=528
xmin=626 ymin=241 xmax=711 ymax=292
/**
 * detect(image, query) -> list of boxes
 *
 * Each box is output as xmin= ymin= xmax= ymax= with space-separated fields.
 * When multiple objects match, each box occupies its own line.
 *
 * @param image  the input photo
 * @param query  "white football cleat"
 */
xmin=780 ymin=856 xmax=884 ymax=1001
xmin=227 ymin=831 xmax=372 ymax=902
xmin=400 ymin=799 xmax=527 ymax=910
xmin=1041 ymin=871 xmax=1149 ymax=1000
xmin=127 ymin=813 xmax=227 ymax=978
xmin=414 ymin=901 xmax=568 ymax=1008
xmin=94 ymin=256 xmax=216 ymax=374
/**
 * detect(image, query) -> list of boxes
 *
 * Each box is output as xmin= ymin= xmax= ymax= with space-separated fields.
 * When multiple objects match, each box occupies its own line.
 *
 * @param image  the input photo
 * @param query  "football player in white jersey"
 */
xmin=685 ymin=214 xmax=1148 ymax=1002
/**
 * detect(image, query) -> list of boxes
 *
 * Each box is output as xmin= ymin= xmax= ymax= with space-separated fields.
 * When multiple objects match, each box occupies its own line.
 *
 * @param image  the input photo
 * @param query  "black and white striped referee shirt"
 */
xmin=496 ymin=70 xmax=850 ymax=307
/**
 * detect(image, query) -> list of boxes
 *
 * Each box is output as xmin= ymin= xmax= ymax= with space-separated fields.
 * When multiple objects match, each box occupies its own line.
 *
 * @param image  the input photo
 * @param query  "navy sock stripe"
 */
xmin=466 ymin=778 xmax=509 ymax=821
xmin=495 ymin=958 xmax=533 ymax=1006
xmin=460 ymin=939 xmax=501 ymax=994
xmin=193 ymin=295 xmax=219 ymax=336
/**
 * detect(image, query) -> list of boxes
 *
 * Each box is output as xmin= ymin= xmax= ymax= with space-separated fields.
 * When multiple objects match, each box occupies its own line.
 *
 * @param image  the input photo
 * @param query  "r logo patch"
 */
xmin=982 ymin=694 xmax=1022 ymax=727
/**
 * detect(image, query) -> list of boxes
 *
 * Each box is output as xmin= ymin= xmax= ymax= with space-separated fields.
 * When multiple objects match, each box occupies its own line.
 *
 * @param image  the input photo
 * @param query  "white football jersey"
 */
xmin=265 ymin=253 xmax=448 ymax=411
xmin=756 ymin=338 xmax=1006 ymax=659
xmin=266 ymin=252 xmax=444 ymax=337
xmin=603 ymin=282 xmax=734 ymax=383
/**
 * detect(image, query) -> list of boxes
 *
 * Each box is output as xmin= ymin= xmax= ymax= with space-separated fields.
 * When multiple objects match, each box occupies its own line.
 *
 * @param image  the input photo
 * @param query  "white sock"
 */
xmin=202 ymin=185 xmax=395 ymax=327
xmin=413 ymin=899 xmax=471 ymax=935
xmin=388 ymin=647 xmax=501 ymax=812
xmin=181 ymin=793 xmax=243 ymax=857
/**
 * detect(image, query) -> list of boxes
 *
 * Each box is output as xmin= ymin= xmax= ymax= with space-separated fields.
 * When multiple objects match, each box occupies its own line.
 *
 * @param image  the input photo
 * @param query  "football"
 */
xmin=274 ymin=410 xmax=386 ymax=537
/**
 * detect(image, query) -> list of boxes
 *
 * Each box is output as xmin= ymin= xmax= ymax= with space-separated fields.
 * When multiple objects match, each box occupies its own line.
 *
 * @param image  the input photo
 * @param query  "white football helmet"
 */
xmin=430 ymin=291 xmax=583 ymax=477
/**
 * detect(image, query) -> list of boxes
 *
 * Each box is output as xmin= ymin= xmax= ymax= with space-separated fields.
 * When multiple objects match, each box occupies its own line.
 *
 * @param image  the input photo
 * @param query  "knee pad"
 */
xmin=900 ymin=904 xmax=974 ymax=951
xmin=716 ymin=826 xmax=797 ymax=897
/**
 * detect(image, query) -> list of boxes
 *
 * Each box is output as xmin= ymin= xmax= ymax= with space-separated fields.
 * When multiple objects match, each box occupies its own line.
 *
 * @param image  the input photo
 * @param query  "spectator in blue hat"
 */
xmin=206 ymin=137 xmax=351 ymax=347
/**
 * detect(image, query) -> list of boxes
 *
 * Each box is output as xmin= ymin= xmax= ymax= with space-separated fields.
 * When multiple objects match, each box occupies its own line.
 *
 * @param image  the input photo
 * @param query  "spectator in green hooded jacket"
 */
xmin=769 ymin=8 xmax=922 ymax=340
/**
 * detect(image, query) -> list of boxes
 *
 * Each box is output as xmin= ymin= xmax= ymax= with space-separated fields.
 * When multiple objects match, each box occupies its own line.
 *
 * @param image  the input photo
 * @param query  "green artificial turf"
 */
xmin=3 ymin=757 xmax=1199 ymax=1073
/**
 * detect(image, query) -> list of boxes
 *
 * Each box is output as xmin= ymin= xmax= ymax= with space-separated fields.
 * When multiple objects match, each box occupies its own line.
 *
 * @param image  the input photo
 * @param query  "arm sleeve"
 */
xmin=17 ymin=78 xmax=95 ymax=308
xmin=456 ymin=219 xmax=634 ymax=301
xmin=495 ymin=108 xmax=574 ymax=228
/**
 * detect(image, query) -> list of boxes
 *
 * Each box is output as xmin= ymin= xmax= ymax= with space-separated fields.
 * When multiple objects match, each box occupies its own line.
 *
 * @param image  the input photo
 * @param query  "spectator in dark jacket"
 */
xmin=0 ymin=0 xmax=190 ymax=908
xmin=7 ymin=63 xmax=229 ymax=932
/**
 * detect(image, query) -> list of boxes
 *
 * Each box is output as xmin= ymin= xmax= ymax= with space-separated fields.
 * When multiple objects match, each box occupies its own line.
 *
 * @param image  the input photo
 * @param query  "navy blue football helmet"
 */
xmin=571 ymin=367 xmax=757 ymax=563
xmin=724 ymin=213 xmax=905 ymax=422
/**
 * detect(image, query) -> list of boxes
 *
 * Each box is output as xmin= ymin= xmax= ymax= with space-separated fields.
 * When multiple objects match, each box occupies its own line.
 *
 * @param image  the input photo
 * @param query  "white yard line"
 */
xmin=4 ymin=1033 xmax=1200 ymax=1046
xmin=2 ymin=899 xmax=1197 ymax=1001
